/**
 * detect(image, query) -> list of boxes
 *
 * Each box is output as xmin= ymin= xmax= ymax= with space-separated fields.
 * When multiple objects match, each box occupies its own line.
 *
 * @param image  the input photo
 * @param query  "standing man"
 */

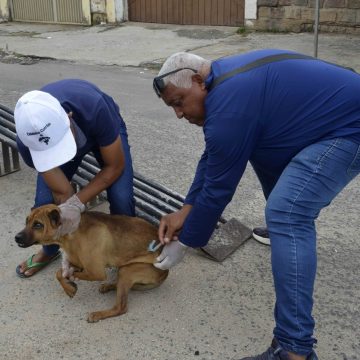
xmin=15 ymin=79 xmax=135 ymax=277
xmin=152 ymin=50 xmax=360 ymax=359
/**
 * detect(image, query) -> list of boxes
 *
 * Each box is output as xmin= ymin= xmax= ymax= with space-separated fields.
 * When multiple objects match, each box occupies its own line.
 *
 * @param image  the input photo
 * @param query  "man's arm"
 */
xmin=40 ymin=136 xmax=124 ymax=205
xmin=40 ymin=167 xmax=74 ymax=204
xmin=179 ymin=111 xmax=258 ymax=248
xmin=154 ymin=112 xmax=256 ymax=270
xmin=184 ymin=150 xmax=208 ymax=205
xmin=158 ymin=204 xmax=192 ymax=244
xmin=157 ymin=148 xmax=207 ymax=244
xmin=76 ymin=136 xmax=125 ymax=205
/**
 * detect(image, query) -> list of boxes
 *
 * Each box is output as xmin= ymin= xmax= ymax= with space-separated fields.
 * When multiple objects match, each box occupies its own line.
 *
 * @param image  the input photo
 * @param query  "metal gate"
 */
xmin=128 ymin=0 xmax=244 ymax=26
xmin=9 ymin=0 xmax=91 ymax=25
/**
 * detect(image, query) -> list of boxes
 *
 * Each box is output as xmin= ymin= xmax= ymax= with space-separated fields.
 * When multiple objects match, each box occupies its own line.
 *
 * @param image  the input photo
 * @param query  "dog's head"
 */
xmin=15 ymin=204 xmax=61 ymax=248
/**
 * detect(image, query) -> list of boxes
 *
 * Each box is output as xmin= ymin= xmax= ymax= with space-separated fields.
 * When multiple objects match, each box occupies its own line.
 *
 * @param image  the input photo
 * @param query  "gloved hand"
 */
xmin=153 ymin=240 xmax=188 ymax=270
xmin=58 ymin=194 xmax=86 ymax=236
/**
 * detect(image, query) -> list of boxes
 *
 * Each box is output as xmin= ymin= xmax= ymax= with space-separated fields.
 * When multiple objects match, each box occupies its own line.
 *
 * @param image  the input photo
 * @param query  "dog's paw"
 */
xmin=98 ymin=283 xmax=116 ymax=294
xmin=87 ymin=312 xmax=101 ymax=323
xmin=64 ymin=281 xmax=78 ymax=298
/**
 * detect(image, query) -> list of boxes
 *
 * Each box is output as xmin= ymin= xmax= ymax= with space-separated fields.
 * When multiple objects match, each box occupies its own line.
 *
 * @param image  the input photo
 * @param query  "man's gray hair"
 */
xmin=158 ymin=52 xmax=211 ymax=89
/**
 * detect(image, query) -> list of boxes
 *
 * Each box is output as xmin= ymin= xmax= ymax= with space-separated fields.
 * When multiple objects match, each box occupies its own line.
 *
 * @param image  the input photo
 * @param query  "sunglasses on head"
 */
xmin=153 ymin=67 xmax=197 ymax=97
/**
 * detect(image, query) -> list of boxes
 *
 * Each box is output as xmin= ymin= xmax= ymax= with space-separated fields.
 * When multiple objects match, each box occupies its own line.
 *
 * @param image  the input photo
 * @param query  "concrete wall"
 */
xmin=91 ymin=0 xmax=126 ymax=24
xmin=91 ymin=0 xmax=108 ymax=24
xmin=0 ymin=0 xmax=9 ymax=22
xmin=255 ymin=0 xmax=360 ymax=33
xmin=115 ymin=0 xmax=127 ymax=22
xmin=246 ymin=0 xmax=258 ymax=20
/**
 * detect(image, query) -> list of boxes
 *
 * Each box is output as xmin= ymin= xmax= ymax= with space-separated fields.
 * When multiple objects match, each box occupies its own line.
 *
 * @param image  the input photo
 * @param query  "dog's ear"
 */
xmin=48 ymin=208 xmax=61 ymax=228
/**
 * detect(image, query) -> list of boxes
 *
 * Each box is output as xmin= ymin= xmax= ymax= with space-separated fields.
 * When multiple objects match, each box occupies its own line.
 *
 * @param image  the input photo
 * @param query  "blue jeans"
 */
xmin=20 ymin=128 xmax=135 ymax=257
xmin=260 ymin=138 xmax=360 ymax=355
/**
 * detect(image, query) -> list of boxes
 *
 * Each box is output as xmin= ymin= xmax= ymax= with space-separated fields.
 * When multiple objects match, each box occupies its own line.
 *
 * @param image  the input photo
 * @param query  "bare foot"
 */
xmin=17 ymin=249 xmax=59 ymax=277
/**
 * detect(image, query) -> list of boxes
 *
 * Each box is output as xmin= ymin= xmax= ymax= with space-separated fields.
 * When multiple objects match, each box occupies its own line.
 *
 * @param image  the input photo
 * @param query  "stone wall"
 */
xmin=89 ymin=0 xmax=118 ymax=24
xmin=255 ymin=0 xmax=360 ymax=33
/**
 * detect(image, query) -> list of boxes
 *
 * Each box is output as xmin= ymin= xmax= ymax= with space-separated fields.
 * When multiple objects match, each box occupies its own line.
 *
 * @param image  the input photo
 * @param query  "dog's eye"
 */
xmin=32 ymin=222 xmax=44 ymax=230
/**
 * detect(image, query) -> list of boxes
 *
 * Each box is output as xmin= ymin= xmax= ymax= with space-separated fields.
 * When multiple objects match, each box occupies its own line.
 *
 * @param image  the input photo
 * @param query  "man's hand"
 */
xmin=153 ymin=240 xmax=188 ymax=270
xmin=58 ymin=194 xmax=86 ymax=236
xmin=158 ymin=204 xmax=192 ymax=244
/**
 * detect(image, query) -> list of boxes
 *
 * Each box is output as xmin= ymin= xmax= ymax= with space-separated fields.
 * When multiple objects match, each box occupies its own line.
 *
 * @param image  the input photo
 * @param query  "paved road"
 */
xmin=0 ymin=22 xmax=359 ymax=360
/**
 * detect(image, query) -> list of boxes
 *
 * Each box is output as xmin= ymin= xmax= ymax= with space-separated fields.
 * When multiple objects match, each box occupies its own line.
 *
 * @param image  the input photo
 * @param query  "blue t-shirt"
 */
xmin=180 ymin=49 xmax=360 ymax=248
xmin=17 ymin=79 xmax=125 ymax=168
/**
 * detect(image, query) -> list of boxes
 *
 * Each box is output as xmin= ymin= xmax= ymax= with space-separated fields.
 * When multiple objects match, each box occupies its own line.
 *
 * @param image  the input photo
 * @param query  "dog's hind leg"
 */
xmin=87 ymin=264 xmax=134 ymax=323
xmin=87 ymin=263 xmax=167 ymax=323
xmin=131 ymin=264 xmax=169 ymax=291
xmin=99 ymin=282 xmax=117 ymax=293
xmin=98 ymin=268 xmax=119 ymax=293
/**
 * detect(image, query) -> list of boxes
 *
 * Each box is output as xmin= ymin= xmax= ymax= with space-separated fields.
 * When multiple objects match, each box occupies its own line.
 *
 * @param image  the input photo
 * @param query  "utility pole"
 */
xmin=314 ymin=0 xmax=320 ymax=57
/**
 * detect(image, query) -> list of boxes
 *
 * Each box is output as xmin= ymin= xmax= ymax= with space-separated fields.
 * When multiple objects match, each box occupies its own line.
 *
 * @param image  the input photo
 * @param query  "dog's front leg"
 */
xmin=61 ymin=254 xmax=76 ymax=280
xmin=56 ymin=269 xmax=78 ymax=298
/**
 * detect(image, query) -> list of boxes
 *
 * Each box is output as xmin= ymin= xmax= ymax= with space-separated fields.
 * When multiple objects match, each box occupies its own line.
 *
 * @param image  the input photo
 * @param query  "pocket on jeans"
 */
xmin=347 ymin=143 xmax=360 ymax=177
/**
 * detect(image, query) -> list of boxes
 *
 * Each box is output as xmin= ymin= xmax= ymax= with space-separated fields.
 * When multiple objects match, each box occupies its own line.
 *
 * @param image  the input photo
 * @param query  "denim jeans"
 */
xmin=261 ymin=138 xmax=360 ymax=355
xmin=18 ymin=126 xmax=135 ymax=257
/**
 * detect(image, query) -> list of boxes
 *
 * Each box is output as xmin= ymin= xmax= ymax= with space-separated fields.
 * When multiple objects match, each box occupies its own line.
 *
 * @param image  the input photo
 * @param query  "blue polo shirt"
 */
xmin=180 ymin=49 xmax=360 ymax=248
xmin=17 ymin=79 xmax=125 ymax=168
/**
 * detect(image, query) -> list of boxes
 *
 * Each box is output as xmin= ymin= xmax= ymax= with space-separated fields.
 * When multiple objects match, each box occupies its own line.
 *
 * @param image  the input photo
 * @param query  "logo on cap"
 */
xmin=38 ymin=133 xmax=51 ymax=145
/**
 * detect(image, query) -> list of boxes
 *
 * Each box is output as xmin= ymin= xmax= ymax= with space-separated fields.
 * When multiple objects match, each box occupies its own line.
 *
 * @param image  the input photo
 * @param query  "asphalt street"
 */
xmin=0 ymin=22 xmax=359 ymax=360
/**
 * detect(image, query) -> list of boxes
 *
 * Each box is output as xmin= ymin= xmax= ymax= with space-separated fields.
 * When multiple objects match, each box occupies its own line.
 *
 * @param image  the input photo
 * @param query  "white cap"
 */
xmin=14 ymin=90 xmax=77 ymax=172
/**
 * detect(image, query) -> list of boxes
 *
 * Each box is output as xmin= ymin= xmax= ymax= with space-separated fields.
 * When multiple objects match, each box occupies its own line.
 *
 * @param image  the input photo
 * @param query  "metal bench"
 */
xmin=0 ymin=104 xmax=251 ymax=261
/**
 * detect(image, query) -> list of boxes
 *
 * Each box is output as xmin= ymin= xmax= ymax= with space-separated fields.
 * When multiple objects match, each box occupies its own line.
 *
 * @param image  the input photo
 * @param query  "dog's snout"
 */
xmin=15 ymin=231 xmax=29 ymax=248
xmin=15 ymin=232 xmax=23 ymax=243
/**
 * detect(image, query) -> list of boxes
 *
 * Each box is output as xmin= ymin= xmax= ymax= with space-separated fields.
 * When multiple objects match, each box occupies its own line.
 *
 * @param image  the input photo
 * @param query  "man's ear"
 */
xmin=191 ymin=74 xmax=206 ymax=89
xmin=67 ymin=111 xmax=73 ymax=120
xmin=48 ymin=208 xmax=61 ymax=228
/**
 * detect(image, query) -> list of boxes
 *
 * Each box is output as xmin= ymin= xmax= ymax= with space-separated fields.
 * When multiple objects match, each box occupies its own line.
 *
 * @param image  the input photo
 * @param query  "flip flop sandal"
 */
xmin=16 ymin=251 xmax=61 ymax=278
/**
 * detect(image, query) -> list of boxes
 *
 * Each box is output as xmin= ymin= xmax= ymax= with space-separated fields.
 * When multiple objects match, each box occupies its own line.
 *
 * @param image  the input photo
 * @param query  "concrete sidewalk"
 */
xmin=0 ymin=21 xmax=359 ymax=70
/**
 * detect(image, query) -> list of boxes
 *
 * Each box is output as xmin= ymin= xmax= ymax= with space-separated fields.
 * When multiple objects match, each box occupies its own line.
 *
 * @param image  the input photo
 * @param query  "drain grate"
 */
xmin=0 ymin=139 xmax=20 ymax=176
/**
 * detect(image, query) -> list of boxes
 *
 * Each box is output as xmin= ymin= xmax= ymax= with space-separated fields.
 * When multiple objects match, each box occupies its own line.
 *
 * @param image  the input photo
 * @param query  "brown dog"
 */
xmin=15 ymin=204 xmax=168 ymax=322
